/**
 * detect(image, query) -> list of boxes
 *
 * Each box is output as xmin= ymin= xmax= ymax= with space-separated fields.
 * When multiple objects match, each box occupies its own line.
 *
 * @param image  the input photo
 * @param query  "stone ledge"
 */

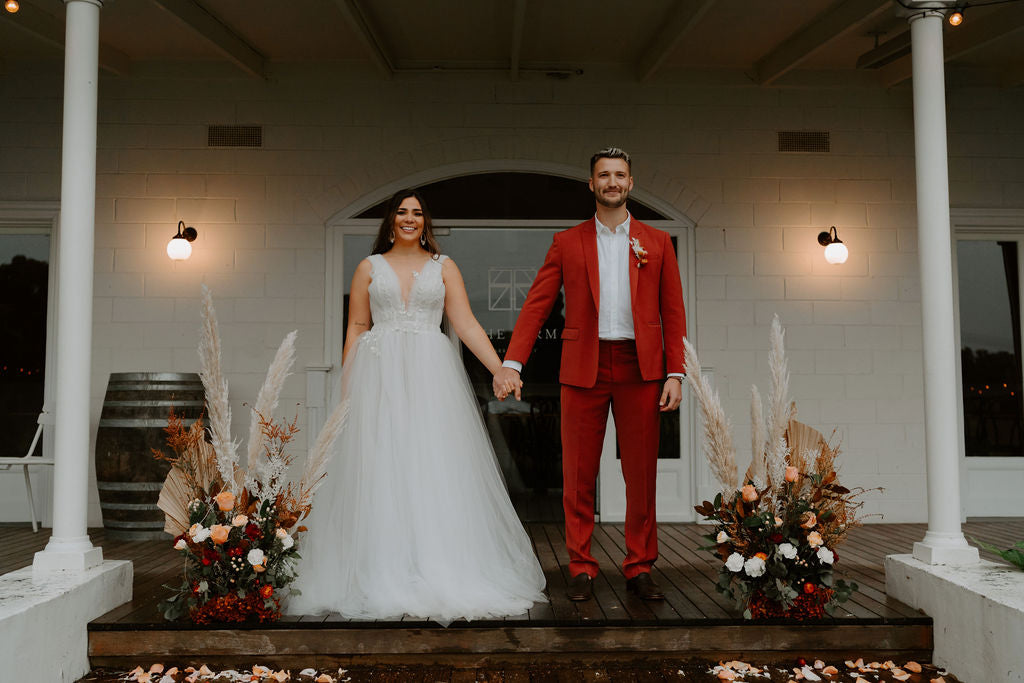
xmin=885 ymin=553 xmax=1024 ymax=682
xmin=0 ymin=560 xmax=132 ymax=682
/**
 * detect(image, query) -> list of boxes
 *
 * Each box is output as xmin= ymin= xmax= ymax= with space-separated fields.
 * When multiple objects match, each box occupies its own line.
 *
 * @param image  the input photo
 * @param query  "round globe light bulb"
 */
xmin=167 ymin=236 xmax=193 ymax=261
xmin=824 ymin=241 xmax=848 ymax=265
xmin=4 ymin=0 xmax=20 ymax=13
xmin=948 ymin=11 xmax=963 ymax=26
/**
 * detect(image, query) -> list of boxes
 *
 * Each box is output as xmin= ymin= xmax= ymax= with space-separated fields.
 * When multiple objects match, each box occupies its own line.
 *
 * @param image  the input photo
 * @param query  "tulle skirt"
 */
xmin=286 ymin=326 xmax=547 ymax=624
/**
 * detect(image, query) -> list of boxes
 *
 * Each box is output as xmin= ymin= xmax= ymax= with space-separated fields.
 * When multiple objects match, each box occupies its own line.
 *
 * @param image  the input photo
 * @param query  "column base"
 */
xmin=33 ymin=535 xmax=103 ymax=574
xmin=912 ymin=530 xmax=980 ymax=565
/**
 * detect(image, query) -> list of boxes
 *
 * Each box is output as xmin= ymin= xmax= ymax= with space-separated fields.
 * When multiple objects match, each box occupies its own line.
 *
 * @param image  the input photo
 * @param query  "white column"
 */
xmin=34 ymin=0 xmax=105 ymax=574
xmin=908 ymin=9 xmax=978 ymax=566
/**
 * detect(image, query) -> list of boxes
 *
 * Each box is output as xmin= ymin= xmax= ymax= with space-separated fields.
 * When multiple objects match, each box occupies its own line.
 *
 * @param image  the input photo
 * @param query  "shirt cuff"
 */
xmin=502 ymin=360 xmax=523 ymax=373
xmin=667 ymin=373 xmax=685 ymax=380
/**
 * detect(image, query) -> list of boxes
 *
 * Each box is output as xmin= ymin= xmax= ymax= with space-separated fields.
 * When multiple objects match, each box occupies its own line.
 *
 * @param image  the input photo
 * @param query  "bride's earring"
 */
xmin=420 ymin=233 xmax=426 ymax=246
xmin=389 ymin=231 xmax=395 ymax=243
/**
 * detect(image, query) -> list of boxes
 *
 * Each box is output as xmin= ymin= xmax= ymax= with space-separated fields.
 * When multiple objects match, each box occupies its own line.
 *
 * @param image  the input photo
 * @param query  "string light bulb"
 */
xmin=948 ymin=8 xmax=964 ymax=26
xmin=4 ymin=0 xmax=20 ymax=13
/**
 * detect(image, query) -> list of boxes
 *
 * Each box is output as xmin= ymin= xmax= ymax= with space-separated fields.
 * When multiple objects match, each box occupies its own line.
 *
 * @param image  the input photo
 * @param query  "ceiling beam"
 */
xmin=149 ymin=0 xmax=265 ymax=79
xmin=752 ymin=0 xmax=892 ymax=85
xmin=510 ymin=0 xmax=527 ymax=81
xmin=332 ymin=0 xmax=393 ymax=78
xmin=635 ymin=0 xmax=716 ymax=82
xmin=855 ymin=30 xmax=911 ymax=69
xmin=0 ymin=2 xmax=130 ymax=75
xmin=878 ymin=2 xmax=1024 ymax=87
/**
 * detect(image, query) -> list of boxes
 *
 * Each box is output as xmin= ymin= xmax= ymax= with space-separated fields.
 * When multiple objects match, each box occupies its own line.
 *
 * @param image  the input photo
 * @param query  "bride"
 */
xmin=287 ymin=189 xmax=547 ymax=623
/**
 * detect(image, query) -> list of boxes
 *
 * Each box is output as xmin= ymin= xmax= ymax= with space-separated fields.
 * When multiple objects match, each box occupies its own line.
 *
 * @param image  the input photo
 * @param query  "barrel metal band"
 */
xmin=96 ymin=481 xmax=164 ymax=491
xmin=98 ymin=419 xmax=198 ymax=428
xmin=99 ymin=502 xmax=162 ymax=511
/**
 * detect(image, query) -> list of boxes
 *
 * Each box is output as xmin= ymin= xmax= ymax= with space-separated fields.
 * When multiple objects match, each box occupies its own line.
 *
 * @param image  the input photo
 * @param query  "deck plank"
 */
xmin=10 ymin=520 xmax=1008 ymax=666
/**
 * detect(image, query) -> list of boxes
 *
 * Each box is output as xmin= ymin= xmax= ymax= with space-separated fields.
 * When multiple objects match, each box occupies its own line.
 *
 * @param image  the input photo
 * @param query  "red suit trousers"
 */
xmin=561 ymin=340 xmax=661 ymax=579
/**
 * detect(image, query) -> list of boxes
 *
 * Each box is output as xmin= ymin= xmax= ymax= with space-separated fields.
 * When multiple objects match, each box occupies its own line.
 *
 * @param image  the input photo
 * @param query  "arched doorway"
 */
xmin=324 ymin=169 xmax=697 ymax=523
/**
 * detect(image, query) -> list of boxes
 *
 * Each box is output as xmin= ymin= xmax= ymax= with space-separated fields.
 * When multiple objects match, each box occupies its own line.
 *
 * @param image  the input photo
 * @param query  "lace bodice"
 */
xmin=366 ymin=253 xmax=447 ymax=333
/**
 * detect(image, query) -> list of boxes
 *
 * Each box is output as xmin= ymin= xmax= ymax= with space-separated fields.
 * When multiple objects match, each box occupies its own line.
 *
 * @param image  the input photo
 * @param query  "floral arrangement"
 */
xmin=684 ymin=315 xmax=870 ymax=619
xmin=153 ymin=287 xmax=349 ymax=623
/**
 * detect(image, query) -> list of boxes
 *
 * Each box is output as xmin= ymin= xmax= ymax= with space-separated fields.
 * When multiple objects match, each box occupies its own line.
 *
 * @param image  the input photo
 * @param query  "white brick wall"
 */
xmin=3 ymin=64 xmax=1024 ymax=526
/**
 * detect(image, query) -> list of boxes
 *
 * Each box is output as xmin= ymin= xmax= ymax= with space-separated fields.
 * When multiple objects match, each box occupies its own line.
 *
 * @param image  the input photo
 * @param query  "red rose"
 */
xmin=201 ymin=557 xmax=211 ymax=566
xmin=245 ymin=524 xmax=262 ymax=540
xmin=260 ymin=585 xmax=274 ymax=599
xmin=803 ymin=582 xmax=816 ymax=594
xmin=770 ymin=533 xmax=784 ymax=543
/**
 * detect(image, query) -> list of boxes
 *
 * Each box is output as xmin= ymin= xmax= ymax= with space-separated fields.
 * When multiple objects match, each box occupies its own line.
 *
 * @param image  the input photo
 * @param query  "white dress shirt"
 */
xmin=595 ymin=213 xmax=635 ymax=340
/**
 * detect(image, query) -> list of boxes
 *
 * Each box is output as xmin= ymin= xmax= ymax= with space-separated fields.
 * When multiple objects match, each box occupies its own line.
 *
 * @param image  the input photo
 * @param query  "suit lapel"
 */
xmin=580 ymin=219 xmax=600 ymax=311
xmin=628 ymin=219 xmax=642 ymax=309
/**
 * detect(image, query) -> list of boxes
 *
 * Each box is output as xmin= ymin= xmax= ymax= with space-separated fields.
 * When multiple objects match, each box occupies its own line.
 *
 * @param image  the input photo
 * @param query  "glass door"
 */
xmin=0 ymin=229 xmax=52 ymax=523
xmin=955 ymin=238 xmax=1024 ymax=516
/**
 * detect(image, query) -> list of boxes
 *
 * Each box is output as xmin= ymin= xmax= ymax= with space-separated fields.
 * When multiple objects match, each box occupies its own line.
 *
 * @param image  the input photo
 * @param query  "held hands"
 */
xmin=659 ymin=376 xmax=683 ymax=412
xmin=493 ymin=367 xmax=523 ymax=401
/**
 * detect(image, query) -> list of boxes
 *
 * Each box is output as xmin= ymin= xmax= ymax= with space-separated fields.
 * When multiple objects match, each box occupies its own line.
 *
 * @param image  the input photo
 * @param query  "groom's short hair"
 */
xmin=590 ymin=147 xmax=632 ymax=175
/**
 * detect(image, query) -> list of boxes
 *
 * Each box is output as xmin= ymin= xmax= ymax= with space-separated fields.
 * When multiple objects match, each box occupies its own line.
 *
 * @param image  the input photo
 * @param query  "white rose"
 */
xmin=716 ymin=531 xmax=729 ymax=544
xmin=280 ymin=534 xmax=294 ymax=550
xmin=190 ymin=525 xmax=211 ymax=543
xmin=247 ymin=548 xmax=266 ymax=566
xmin=275 ymin=527 xmax=288 ymax=539
xmin=816 ymin=547 xmax=835 ymax=565
xmin=174 ymin=539 xmax=188 ymax=551
xmin=777 ymin=542 xmax=797 ymax=560
xmin=725 ymin=552 xmax=745 ymax=573
xmin=743 ymin=556 xmax=766 ymax=578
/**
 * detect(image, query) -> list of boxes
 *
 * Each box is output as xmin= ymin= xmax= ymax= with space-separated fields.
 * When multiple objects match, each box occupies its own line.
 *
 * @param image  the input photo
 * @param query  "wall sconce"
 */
xmin=817 ymin=226 xmax=848 ymax=265
xmin=4 ymin=0 xmax=19 ymax=13
xmin=167 ymin=220 xmax=198 ymax=261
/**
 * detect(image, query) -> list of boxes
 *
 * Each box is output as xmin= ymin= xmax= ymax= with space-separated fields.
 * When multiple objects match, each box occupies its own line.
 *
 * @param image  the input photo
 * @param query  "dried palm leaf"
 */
xmin=158 ymin=467 xmax=193 ymax=536
xmin=785 ymin=419 xmax=830 ymax=472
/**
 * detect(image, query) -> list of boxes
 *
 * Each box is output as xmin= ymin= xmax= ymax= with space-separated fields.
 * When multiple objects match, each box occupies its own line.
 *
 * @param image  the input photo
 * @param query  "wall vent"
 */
xmin=207 ymin=125 xmax=262 ymax=148
xmin=777 ymin=130 xmax=830 ymax=153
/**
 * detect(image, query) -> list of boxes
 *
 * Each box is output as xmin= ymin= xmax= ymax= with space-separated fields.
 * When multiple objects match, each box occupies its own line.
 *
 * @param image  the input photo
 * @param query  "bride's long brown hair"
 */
xmin=370 ymin=189 xmax=441 ymax=257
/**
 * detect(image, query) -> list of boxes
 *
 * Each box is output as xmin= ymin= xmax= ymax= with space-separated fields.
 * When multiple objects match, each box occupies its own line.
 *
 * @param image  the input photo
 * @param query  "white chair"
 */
xmin=0 ymin=412 xmax=54 ymax=532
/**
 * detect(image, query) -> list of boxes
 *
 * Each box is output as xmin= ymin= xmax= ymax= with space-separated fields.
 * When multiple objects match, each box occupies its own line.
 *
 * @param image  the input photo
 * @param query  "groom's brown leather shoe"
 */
xmin=626 ymin=572 xmax=665 ymax=600
xmin=566 ymin=573 xmax=593 ymax=601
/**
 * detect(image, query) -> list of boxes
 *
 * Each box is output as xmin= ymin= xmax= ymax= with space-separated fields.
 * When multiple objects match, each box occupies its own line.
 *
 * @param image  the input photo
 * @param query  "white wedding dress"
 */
xmin=287 ymin=253 xmax=547 ymax=623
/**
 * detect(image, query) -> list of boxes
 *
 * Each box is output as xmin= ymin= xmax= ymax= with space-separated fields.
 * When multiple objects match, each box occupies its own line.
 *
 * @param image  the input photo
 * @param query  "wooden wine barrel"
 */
xmin=95 ymin=372 xmax=205 ymax=540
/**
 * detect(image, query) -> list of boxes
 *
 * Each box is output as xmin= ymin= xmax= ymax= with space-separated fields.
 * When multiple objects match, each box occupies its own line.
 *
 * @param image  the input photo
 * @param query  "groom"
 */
xmin=493 ymin=148 xmax=687 ymax=601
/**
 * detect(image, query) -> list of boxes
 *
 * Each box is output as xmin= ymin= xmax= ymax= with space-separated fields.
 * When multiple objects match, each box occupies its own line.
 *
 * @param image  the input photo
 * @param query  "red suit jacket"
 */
xmin=505 ymin=218 xmax=687 ymax=388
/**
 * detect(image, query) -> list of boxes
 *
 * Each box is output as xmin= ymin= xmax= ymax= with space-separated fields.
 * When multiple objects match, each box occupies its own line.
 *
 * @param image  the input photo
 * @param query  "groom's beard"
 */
xmin=594 ymin=187 xmax=629 ymax=209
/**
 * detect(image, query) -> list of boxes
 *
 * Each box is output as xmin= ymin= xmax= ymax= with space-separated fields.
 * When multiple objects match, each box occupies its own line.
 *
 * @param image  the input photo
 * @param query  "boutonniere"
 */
xmin=630 ymin=236 xmax=648 ymax=268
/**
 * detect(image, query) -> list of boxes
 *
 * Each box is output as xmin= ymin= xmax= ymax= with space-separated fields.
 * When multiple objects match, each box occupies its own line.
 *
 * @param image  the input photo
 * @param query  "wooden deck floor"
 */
xmin=5 ymin=519 xmax=1023 ymax=668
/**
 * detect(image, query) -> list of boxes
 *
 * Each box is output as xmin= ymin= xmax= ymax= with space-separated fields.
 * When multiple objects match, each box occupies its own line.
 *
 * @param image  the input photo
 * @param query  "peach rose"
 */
xmin=232 ymin=514 xmax=249 ymax=527
xmin=209 ymin=524 xmax=231 ymax=545
xmin=754 ymin=552 xmax=768 ymax=562
xmin=801 ymin=511 xmax=817 ymax=529
xmin=785 ymin=466 xmax=799 ymax=482
xmin=807 ymin=531 xmax=824 ymax=548
xmin=741 ymin=484 xmax=758 ymax=503
xmin=214 ymin=490 xmax=235 ymax=512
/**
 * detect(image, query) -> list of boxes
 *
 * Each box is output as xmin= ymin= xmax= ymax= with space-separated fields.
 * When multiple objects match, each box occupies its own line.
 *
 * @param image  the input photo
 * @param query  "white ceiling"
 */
xmin=1 ymin=0 xmax=1022 ymax=87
